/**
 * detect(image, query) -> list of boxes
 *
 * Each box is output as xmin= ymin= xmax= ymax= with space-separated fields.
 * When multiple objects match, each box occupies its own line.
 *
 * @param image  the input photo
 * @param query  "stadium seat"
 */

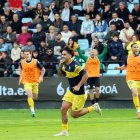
xmin=78 ymin=39 xmax=89 ymax=50
xmin=73 ymin=5 xmax=82 ymax=11
xmin=21 ymin=18 xmax=33 ymax=23
xmin=131 ymin=0 xmax=139 ymax=3
xmin=104 ymin=64 xmax=120 ymax=75
xmin=78 ymin=16 xmax=85 ymax=21
xmin=128 ymin=3 xmax=134 ymax=12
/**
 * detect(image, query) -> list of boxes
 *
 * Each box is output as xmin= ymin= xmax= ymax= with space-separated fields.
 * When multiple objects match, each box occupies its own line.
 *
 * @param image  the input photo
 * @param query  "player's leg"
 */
xmin=95 ymin=77 xmax=100 ymax=104
xmin=87 ymin=78 xmax=95 ymax=105
xmin=127 ymin=80 xmax=140 ymax=118
xmin=24 ymin=83 xmax=34 ymax=116
xmin=54 ymin=90 xmax=72 ymax=136
xmin=71 ymin=94 xmax=102 ymax=118
xmin=31 ymin=83 xmax=39 ymax=117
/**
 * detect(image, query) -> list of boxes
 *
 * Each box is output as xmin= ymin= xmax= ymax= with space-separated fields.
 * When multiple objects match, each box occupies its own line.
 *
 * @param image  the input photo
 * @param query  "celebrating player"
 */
xmin=54 ymin=47 xmax=102 ymax=136
xmin=19 ymin=49 xmax=45 ymax=117
xmin=115 ymin=43 xmax=140 ymax=119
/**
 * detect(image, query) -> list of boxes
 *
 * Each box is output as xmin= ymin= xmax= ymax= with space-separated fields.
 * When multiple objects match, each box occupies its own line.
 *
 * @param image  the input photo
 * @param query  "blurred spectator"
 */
xmin=91 ymin=36 xmax=104 ymax=55
xmin=128 ymin=13 xmax=138 ymax=31
xmin=32 ymin=2 xmax=46 ymax=24
xmin=32 ymin=50 xmax=39 ymax=59
xmin=4 ymin=7 xmax=14 ymax=21
xmin=11 ymin=14 xmax=23 ymax=34
xmin=0 ymin=15 xmax=10 ymax=36
xmin=32 ymin=24 xmax=46 ymax=51
xmin=61 ymin=1 xmax=73 ymax=24
xmin=71 ymin=30 xmax=78 ymax=42
xmin=9 ymin=0 xmax=23 ymax=19
xmin=109 ymin=12 xmax=124 ymax=31
xmin=0 ymin=51 xmax=12 ymax=77
xmin=116 ymin=1 xmax=130 ymax=21
xmin=53 ymin=13 xmax=63 ymax=32
xmin=48 ymin=1 xmax=59 ymax=22
xmin=24 ymin=0 xmax=41 ymax=10
xmin=86 ymin=3 xmax=98 ymax=20
xmin=43 ymin=47 xmax=58 ymax=77
xmin=105 ymin=33 xmax=124 ymax=64
xmin=104 ymin=23 xmax=118 ymax=43
xmin=20 ymin=49 xmax=25 ymax=60
xmin=11 ymin=40 xmax=21 ymax=75
xmin=83 ymin=0 xmax=100 ymax=11
xmin=92 ymin=13 xmax=108 ymax=42
xmin=80 ymin=13 xmax=94 ymax=45
xmin=39 ymin=40 xmax=48 ymax=59
xmin=46 ymin=25 xmax=57 ymax=47
xmin=53 ymin=32 xmax=66 ymax=56
xmin=68 ymin=37 xmax=79 ymax=51
xmin=17 ymin=26 xmax=32 ymax=47
xmin=0 ymin=37 xmax=12 ymax=52
xmin=3 ymin=26 xmax=16 ymax=44
xmin=68 ymin=14 xmax=81 ymax=34
xmin=119 ymin=21 xmax=134 ymax=46
xmin=126 ymin=34 xmax=140 ymax=55
xmin=131 ymin=3 xmax=140 ymax=24
xmin=102 ymin=3 xmax=112 ymax=23
xmin=40 ymin=12 xmax=53 ymax=33
xmin=22 ymin=39 xmax=36 ymax=52
xmin=61 ymin=24 xmax=72 ymax=44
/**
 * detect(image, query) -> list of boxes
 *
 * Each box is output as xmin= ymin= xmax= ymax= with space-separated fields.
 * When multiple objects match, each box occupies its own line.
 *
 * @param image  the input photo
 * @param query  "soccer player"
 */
xmin=54 ymin=47 xmax=102 ymax=136
xmin=19 ymin=49 xmax=45 ymax=117
xmin=115 ymin=43 xmax=140 ymax=119
xmin=76 ymin=46 xmax=107 ymax=105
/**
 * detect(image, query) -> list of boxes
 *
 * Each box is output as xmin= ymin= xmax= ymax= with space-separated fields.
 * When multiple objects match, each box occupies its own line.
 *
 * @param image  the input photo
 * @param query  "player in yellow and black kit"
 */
xmin=54 ymin=47 xmax=102 ymax=137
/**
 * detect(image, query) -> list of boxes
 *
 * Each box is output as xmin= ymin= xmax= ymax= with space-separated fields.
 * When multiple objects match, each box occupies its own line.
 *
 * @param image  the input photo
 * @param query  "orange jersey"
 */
xmin=85 ymin=56 xmax=100 ymax=77
xmin=21 ymin=59 xmax=40 ymax=83
xmin=126 ymin=55 xmax=140 ymax=81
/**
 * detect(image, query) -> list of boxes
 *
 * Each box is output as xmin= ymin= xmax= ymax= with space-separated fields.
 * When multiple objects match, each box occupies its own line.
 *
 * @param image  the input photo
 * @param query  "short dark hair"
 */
xmin=131 ymin=43 xmax=138 ymax=48
xmin=62 ymin=46 xmax=74 ymax=57
xmin=24 ymin=48 xmax=32 ymax=54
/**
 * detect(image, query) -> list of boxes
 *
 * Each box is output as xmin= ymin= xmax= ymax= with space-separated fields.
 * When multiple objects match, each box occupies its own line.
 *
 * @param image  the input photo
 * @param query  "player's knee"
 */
xmin=61 ymin=106 xmax=67 ymax=113
xmin=132 ymin=93 xmax=138 ymax=97
xmin=71 ymin=112 xmax=79 ymax=118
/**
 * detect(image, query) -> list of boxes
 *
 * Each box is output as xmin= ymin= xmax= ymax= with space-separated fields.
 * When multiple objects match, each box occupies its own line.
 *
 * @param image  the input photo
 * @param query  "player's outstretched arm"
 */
xmin=19 ymin=66 xmax=22 ymax=85
xmin=39 ymin=67 xmax=45 ymax=83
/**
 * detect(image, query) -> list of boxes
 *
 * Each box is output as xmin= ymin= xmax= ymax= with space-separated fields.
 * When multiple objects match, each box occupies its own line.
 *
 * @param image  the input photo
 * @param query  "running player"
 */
xmin=19 ymin=49 xmax=45 ymax=117
xmin=54 ymin=47 xmax=102 ymax=136
xmin=115 ymin=43 xmax=140 ymax=119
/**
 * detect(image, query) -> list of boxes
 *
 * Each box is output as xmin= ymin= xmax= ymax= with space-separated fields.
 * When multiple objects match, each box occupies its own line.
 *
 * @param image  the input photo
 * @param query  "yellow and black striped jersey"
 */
xmin=62 ymin=60 xmax=86 ymax=95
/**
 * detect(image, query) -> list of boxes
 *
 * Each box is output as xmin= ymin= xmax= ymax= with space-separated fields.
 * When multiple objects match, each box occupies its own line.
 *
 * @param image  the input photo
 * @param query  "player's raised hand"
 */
xmin=59 ymin=59 xmax=65 ymax=67
xmin=39 ymin=76 xmax=43 ymax=83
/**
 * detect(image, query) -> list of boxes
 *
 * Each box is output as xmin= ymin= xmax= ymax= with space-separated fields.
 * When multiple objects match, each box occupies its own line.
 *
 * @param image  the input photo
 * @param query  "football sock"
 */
xmin=87 ymin=106 xmax=94 ymax=112
xmin=62 ymin=124 xmax=68 ymax=131
xmin=28 ymin=97 xmax=34 ymax=113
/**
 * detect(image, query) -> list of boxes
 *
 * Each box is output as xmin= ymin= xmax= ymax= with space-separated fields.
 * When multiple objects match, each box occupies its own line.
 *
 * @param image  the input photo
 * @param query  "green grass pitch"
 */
xmin=0 ymin=109 xmax=140 ymax=140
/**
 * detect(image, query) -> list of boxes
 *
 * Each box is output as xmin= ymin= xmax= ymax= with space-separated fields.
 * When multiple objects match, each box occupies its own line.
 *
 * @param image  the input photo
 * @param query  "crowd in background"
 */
xmin=0 ymin=0 xmax=140 ymax=77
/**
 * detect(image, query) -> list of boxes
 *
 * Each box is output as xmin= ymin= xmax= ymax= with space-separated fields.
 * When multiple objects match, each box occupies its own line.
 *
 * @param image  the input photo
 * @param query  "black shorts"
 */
xmin=87 ymin=77 xmax=100 ymax=89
